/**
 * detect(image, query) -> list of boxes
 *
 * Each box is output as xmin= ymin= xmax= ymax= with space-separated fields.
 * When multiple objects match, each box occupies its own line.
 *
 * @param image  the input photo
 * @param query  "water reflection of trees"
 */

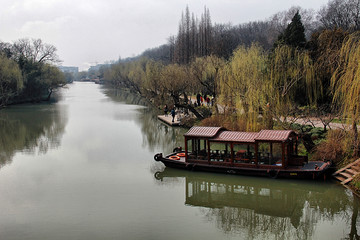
xmin=103 ymin=87 xmax=186 ymax=153
xmin=155 ymin=169 xmax=360 ymax=240
xmin=0 ymin=104 xmax=67 ymax=167
xmin=137 ymin=108 xmax=186 ymax=153
xmin=104 ymin=87 xmax=359 ymax=239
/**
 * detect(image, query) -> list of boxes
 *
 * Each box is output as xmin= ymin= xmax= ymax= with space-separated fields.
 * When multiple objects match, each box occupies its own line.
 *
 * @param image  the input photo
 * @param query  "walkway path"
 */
xmin=157 ymin=114 xmax=181 ymax=126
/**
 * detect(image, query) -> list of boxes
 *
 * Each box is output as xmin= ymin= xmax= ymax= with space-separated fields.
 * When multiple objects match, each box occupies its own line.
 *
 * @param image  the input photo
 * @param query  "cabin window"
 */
xmin=209 ymin=142 xmax=231 ymax=162
xmin=233 ymin=144 xmax=255 ymax=164
xmin=258 ymin=142 xmax=283 ymax=166
xmin=187 ymin=138 xmax=208 ymax=161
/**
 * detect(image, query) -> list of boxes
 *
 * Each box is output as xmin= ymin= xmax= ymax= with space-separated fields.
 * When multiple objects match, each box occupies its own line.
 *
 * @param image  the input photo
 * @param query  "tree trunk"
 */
xmin=300 ymin=133 xmax=316 ymax=153
xmin=46 ymin=89 xmax=53 ymax=101
xmin=352 ymin=118 xmax=359 ymax=158
xmin=175 ymin=103 xmax=204 ymax=120
xmin=172 ymin=92 xmax=204 ymax=120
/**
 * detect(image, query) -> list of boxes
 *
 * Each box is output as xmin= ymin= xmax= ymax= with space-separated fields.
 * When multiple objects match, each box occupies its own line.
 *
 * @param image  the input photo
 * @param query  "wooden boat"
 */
xmin=154 ymin=126 xmax=331 ymax=180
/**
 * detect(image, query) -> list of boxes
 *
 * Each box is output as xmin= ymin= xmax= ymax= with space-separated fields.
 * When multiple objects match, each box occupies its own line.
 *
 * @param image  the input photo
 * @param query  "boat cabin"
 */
xmin=183 ymin=126 xmax=307 ymax=169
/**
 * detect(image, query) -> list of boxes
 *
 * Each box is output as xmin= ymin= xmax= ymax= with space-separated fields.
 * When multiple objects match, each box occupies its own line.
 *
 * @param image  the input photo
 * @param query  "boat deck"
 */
xmin=302 ymin=161 xmax=325 ymax=170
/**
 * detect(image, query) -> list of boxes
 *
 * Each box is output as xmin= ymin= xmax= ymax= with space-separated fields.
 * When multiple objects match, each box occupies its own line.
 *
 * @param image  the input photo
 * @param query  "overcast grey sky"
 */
xmin=1 ymin=0 xmax=330 ymax=71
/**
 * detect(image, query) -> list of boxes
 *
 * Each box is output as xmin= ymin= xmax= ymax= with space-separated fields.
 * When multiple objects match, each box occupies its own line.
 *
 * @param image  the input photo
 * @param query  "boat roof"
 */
xmin=255 ymin=130 xmax=295 ymax=142
xmin=184 ymin=126 xmax=296 ymax=142
xmin=211 ymin=131 xmax=258 ymax=143
xmin=184 ymin=126 xmax=225 ymax=138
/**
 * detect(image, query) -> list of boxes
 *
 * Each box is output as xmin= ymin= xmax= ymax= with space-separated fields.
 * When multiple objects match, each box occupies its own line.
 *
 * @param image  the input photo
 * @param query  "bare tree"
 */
xmin=318 ymin=0 xmax=360 ymax=31
xmin=12 ymin=38 xmax=60 ymax=63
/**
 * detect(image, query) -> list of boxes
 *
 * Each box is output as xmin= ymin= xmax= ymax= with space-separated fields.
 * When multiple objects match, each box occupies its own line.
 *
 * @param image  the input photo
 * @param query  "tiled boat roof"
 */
xmin=184 ymin=127 xmax=295 ymax=142
xmin=255 ymin=130 xmax=295 ymax=142
xmin=184 ymin=126 xmax=224 ymax=138
xmin=211 ymin=131 xmax=258 ymax=143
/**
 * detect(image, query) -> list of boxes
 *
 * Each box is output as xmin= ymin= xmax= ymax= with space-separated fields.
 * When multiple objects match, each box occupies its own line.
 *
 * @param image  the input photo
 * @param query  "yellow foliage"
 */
xmin=266 ymin=45 xmax=319 ymax=127
xmin=332 ymin=32 xmax=360 ymax=121
xmin=268 ymin=45 xmax=317 ymax=104
xmin=218 ymin=44 xmax=267 ymax=131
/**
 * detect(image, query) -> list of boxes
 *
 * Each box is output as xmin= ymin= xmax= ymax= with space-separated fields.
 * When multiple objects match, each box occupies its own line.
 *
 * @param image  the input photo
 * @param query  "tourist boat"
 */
xmin=154 ymin=126 xmax=331 ymax=179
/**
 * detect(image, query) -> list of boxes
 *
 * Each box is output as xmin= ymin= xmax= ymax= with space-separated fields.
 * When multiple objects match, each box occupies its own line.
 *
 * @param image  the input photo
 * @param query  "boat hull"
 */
xmin=154 ymin=153 xmax=331 ymax=180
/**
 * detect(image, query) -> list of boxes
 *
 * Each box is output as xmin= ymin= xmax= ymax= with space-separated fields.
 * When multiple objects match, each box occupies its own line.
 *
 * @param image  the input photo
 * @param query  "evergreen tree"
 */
xmin=275 ymin=11 xmax=306 ymax=49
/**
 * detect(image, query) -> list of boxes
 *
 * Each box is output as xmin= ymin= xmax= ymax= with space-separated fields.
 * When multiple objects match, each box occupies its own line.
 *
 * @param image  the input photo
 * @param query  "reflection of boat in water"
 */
xmin=154 ymin=126 xmax=331 ymax=179
xmin=154 ymin=168 xmax=355 ymax=238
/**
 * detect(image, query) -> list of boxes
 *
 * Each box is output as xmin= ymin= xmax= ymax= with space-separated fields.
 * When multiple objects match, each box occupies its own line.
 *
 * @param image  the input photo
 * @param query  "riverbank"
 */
xmin=350 ymin=174 xmax=360 ymax=198
xmin=170 ymin=107 xmax=360 ymax=196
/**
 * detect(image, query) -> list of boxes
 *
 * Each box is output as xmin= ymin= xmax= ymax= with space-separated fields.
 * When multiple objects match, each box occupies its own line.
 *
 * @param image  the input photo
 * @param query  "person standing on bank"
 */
xmin=171 ymin=107 xmax=176 ymax=122
xmin=196 ymin=93 xmax=201 ymax=106
xmin=164 ymin=104 xmax=168 ymax=116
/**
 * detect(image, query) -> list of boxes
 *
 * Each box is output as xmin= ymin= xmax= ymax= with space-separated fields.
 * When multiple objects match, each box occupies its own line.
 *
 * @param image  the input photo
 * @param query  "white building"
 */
xmin=59 ymin=66 xmax=79 ymax=74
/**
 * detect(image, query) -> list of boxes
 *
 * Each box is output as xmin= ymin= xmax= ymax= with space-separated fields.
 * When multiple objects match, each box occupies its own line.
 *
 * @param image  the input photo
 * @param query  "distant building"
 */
xmin=88 ymin=64 xmax=108 ymax=72
xmin=59 ymin=66 xmax=79 ymax=74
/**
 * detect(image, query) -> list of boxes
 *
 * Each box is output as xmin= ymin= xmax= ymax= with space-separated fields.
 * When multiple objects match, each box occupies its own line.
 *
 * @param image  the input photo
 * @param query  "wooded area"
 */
xmin=0 ymin=38 xmax=66 ymax=107
xmin=100 ymin=0 xmax=360 ymax=166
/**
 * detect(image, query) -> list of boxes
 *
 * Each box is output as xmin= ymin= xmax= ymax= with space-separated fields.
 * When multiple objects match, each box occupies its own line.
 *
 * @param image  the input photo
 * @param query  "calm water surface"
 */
xmin=0 ymin=82 xmax=358 ymax=240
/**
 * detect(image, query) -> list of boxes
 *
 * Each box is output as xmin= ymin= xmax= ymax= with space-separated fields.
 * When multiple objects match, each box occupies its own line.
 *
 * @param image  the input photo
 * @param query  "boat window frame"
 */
xmin=185 ymin=136 xmax=211 ymax=163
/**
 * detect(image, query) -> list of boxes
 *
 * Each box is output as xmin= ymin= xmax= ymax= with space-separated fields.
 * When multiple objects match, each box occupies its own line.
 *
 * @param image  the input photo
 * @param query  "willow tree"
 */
xmin=39 ymin=64 xmax=66 ymax=100
xmin=309 ymin=28 xmax=348 ymax=104
xmin=105 ymin=58 xmax=147 ymax=95
xmin=189 ymin=55 xmax=225 ymax=113
xmin=160 ymin=64 xmax=204 ymax=119
xmin=218 ymin=44 xmax=267 ymax=131
xmin=331 ymin=32 xmax=360 ymax=157
xmin=127 ymin=58 xmax=148 ymax=95
xmin=143 ymin=59 xmax=164 ymax=102
xmin=266 ymin=45 xmax=319 ymax=129
xmin=0 ymin=54 xmax=23 ymax=107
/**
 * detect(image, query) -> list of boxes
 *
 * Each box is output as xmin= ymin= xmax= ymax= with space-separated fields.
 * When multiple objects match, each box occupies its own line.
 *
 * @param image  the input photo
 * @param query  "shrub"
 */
xmin=181 ymin=116 xmax=197 ymax=128
xmin=350 ymin=174 xmax=360 ymax=194
xmin=311 ymin=129 xmax=352 ymax=166
xmin=196 ymin=106 xmax=212 ymax=119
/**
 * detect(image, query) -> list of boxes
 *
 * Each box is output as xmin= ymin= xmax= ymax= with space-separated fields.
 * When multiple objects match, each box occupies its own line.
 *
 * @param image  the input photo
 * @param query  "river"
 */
xmin=0 ymin=82 xmax=358 ymax=240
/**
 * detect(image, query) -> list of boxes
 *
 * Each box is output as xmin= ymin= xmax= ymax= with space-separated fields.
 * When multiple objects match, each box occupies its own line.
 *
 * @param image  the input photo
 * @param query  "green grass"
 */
xmin=351 ymin=174 xmax=360 ymax=193
xmin=331 ymin=118 xmax=345 ymax=124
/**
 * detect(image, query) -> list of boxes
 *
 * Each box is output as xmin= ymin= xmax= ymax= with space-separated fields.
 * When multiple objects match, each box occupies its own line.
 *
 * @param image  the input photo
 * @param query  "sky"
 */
xmin=0 ymin=0 xmax=330 ymax=71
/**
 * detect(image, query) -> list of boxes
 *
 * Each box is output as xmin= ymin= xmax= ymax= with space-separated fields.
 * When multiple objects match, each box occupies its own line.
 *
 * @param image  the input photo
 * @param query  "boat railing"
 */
xmin=186 ymin=149 xmax=304 ymax=168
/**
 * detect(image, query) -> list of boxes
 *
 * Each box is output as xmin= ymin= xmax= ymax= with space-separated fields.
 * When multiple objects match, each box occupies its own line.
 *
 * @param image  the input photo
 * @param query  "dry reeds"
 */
xmin=311 ymin=129 xmax=354 ymax=166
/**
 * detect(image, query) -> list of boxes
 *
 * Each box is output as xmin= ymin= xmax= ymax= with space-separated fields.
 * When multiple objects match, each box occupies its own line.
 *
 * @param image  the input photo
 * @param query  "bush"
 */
xmin=350 ymin=174 xmax=360 ymax=194
xmin=181 ymin=116 xmax=197 ymax=128
xmin=311 ymin=129 xmax=351 ymax=166
xmin=196 ymin=106 xmax=212 ymax=119
xmin=310 ymin=127 xmax=326 ymax=140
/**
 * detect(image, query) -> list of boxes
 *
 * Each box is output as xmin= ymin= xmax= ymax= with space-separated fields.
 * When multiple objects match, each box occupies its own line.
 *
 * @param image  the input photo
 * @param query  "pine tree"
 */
xmin=275 ymin=11 xmax=306 ymax=49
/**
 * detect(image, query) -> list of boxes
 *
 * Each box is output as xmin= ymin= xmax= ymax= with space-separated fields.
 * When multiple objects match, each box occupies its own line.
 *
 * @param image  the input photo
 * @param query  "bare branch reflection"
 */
xmin=103 ymin=87 xmax=186 ymax=154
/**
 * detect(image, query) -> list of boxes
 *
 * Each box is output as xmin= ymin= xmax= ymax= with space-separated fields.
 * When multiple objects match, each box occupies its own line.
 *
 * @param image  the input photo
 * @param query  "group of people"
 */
xmin=196 ymin=93 xmax=211 ymax=107
xmin=163 ymin=93 xmax=212 ymax=123
xmin=163 ymin=104 xmax=176 ymax=122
